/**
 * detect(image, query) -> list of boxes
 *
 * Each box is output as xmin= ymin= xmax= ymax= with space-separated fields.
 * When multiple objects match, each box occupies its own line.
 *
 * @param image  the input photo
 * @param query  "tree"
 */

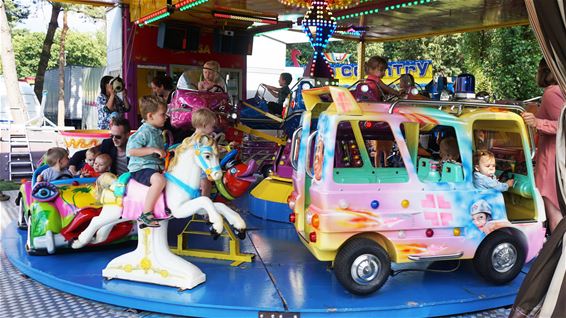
xmin=34 ymin=2 xmax=62 ymax=102
xmin=4 ymin=0 xmax=29 ymax=27
xmin=33 ymin=2 xmax=105 ymax=102
xmin=11 ymin=29 xmax=106 ymax=78
xmin=0 ymin=0 xmax=26 ymax=122
xmin=57 ymin=9 xmax=69 ymax=126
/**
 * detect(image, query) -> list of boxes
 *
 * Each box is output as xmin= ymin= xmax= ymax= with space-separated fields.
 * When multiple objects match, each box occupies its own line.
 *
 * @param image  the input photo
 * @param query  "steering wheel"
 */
xmin=208 ymin=84 xmax=226 ymax=93
xmin=221 ymin=149 xmax=238 ymax=169
xmin=499 ymin=169 xmax=514 ymax=182
xmin=187 ymin=83 xmax=198 ymax=90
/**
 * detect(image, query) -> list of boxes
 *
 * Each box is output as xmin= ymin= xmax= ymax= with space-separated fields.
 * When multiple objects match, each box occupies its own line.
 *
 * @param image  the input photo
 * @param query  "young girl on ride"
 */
xmin=473 ymin=150 xmax=514 ymax=191
xmin=365 ymin=56 xmax=400 ymax=100
xmin=126 ymin=96 xmax=168 ymax=228
xmin=37 ymin=147 xmax=72 ymax=182
xmin=197 ymin=60 xmax=226 ymax=92
xmin=190 ymin=108 xmax=218 ymax=197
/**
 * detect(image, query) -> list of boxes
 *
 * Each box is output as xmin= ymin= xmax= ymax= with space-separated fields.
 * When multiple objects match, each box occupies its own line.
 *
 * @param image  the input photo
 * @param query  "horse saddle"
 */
xmin=121 ymin=180 xmax=169 ymax=221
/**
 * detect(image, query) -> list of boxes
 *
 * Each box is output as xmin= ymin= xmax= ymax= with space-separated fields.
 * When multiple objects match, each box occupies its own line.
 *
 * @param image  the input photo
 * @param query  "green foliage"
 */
xmin=0 ymin=180 xmax=21 ymax=191
xmin=4 ymin=0 xmax=30 ymax=27
xmin=11 ymin=29 xmax=106 ymax=78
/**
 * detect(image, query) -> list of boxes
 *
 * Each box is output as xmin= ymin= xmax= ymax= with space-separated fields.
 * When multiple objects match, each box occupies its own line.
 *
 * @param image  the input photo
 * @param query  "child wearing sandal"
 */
xmin=126 ymin=96 xmax=168 ymax=227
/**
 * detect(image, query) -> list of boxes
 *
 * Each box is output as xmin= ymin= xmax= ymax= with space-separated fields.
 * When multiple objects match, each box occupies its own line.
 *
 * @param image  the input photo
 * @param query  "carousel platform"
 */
xmin=3 ymin=196 xmax=525 ymax=318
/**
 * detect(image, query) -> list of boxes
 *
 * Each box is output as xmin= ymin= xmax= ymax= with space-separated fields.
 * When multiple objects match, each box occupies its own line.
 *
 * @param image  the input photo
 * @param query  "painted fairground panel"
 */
xmin=288 ymin=86 xmax=546 ymax=295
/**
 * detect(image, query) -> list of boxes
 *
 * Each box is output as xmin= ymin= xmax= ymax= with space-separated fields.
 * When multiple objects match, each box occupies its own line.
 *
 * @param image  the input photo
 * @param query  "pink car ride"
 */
xmin=287 ymin=86 xmax=546 ymax=295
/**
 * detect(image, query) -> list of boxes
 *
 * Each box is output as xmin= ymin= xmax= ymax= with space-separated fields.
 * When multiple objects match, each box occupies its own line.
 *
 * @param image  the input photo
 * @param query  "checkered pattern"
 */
xmin=445 ymin=307 xmax=511 ymax=318
xmin=0 ymin=250 xmax=146 ymax=318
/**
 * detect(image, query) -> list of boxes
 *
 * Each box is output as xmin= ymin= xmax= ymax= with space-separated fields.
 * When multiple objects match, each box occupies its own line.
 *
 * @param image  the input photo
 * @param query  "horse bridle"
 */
xmin=163 ymin=141 xmax=222 ymax=199
xmin=193 ymin=142 xmax=221 ymax=178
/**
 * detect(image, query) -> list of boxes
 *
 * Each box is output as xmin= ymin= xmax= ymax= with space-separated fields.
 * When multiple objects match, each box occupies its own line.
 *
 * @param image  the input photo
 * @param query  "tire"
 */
xmin=473 ymin=231 xmax=526 ymax=284
xmin=334 ymin=238 xmax=391 ymax=295
xmin=17 ymin=203 xmax=28 ymax=230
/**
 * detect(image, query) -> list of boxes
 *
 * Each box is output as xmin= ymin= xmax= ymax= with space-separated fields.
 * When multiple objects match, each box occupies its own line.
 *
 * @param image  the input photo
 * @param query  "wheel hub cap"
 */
xmin=491 ymin=242 xmax=517 ymax=273
xmin=351 ymin=254 xmax=380 ymax=285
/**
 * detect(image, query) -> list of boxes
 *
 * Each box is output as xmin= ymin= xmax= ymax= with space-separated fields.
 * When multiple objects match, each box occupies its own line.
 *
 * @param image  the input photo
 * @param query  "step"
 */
xmin=9 ymin=153 xmax=32 ymax=159
xmin=10 ymin=171 xmax=33 ymax=176
xmin=9 ymin=161 xmax=33 ymax=166
xmin=10 ymin=143 xmax=29 ymax=148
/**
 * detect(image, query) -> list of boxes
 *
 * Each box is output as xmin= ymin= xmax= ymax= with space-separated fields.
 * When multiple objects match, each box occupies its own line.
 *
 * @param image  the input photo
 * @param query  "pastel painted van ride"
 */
xmin=287 ymin=86 xmax=546 ymax=295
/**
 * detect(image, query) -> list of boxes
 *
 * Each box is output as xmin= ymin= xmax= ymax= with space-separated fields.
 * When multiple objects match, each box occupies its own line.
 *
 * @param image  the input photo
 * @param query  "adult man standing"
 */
xmin=69 ymin=117 xmax=130 ymax=176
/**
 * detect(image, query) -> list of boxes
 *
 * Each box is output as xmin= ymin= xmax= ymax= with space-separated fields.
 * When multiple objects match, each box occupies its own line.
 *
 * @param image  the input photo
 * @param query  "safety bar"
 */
xmin=388 ymin=99 xmax=535 ymax=159
xmin=290 ymin=127 xmax=302 ymax=171
xmin=304 ymin=130 xmax=318 ymax=179
xmin=388 ymin=99 xmax=526 ymax=115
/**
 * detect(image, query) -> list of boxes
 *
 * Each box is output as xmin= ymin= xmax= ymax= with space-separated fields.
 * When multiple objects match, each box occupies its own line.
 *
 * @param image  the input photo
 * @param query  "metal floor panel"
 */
xmin=1 ymin=190 xmax=513 ymax=317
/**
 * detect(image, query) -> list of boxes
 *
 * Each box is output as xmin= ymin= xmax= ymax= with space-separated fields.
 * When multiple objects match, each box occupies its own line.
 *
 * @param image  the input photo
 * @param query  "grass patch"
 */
xmin=0 ymin=180 xmax=22 ymax=191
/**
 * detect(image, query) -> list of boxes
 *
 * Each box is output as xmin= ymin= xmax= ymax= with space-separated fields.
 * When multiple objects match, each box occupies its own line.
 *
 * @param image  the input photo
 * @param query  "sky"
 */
xmin=15 ymin=0 xmax=104 ymax=33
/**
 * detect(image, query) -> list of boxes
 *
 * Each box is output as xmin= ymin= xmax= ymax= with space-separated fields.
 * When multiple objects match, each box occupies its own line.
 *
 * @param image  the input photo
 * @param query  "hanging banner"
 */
xmin=333 ymin=60 xmax=434 ymax=86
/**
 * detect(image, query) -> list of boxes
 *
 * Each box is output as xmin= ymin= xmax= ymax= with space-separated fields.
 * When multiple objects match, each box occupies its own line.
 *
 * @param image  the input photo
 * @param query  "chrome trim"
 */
xmin=305 ymin=130 xmax=318 ymax=179
xmin=408 ymin=251 xmax=464 ymax=261
xmin=290 ymin=127 xmax=303 ymax=171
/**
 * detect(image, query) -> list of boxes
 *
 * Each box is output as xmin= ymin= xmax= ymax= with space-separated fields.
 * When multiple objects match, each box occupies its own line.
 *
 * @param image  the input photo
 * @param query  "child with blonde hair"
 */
xmin=191 ymin=108 xmax=218 ymax=197
xmin=37 ymin=147 xmax=72 ymax=182
xmin=126 ymin=96 xmax=168 ymax=227
xmin=92 ymin=154 xmax=112 ymax=177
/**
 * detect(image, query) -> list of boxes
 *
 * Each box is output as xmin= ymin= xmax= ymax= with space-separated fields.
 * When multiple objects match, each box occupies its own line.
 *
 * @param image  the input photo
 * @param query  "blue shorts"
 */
xmin=131 ymin=168 xmax=160 ymax=187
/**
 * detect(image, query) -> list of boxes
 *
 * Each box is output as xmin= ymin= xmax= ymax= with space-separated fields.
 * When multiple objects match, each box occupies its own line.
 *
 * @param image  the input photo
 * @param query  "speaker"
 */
xmin=213 ymin=30 xmax=253 ymax=55
xmin=157 ymin=23 xmax=200 ymax=51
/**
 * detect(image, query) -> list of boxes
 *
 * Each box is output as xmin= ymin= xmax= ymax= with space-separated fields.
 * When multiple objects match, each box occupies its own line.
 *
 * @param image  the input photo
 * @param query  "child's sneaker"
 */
xmin=138 ymin=211 xmax=160 ymax=228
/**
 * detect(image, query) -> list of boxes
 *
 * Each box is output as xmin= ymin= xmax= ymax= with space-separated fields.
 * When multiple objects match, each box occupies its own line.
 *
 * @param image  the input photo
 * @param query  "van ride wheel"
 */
xmin=473 ymin=231 xmax=526 ymax=284
xmin=334 ymin=237 xmax=391 ymax=295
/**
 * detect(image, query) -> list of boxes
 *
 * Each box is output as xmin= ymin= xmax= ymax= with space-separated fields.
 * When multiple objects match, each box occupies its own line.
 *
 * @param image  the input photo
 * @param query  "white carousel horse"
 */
xmin=72 ymin=134 xmax=246 ymax=290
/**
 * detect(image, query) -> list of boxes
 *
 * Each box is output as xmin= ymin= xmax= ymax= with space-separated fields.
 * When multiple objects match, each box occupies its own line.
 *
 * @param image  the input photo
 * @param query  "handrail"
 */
xmin=388 ymin=99 xmax=526 ymax=115
xmin=289 ymin=127 xmax=302 ymax=171
xmin=305 ymin=130 xmax=318 ymax=179
xmin=387 ymin=99 xmax=535 ymax=159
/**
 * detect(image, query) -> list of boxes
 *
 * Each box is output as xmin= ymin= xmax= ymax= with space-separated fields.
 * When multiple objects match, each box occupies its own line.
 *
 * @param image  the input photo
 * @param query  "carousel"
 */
xmin=4 ymin=0 xmax=556 ymax=317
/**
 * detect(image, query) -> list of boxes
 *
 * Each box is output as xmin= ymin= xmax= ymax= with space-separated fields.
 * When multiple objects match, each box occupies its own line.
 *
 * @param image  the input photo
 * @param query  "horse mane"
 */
xmin=94 ymin=172 xmax=117 ymax=202
xmin=169 ymin=133 xmax=218 ymax=170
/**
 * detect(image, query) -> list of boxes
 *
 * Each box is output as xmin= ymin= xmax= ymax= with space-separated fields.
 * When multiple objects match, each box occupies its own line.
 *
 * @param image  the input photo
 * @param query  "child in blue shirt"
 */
xmin=126 ymin=96 xmax=168 ymax=227
xmin=473 ymin=150 xmax=514 ymax=191
xmin=37 ymin=147 xmax=72 ymax=182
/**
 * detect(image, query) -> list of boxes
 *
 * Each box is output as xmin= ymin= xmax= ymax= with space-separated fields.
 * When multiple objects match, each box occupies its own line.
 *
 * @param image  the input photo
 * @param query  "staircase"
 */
xmin=8 ymin=125 xmax=34 ymax=181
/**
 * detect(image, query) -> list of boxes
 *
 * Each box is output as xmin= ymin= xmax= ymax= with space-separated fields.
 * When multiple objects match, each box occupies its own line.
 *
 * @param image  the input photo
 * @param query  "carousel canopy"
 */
xmin=55 ymin=0 xmax=529 ymax=42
